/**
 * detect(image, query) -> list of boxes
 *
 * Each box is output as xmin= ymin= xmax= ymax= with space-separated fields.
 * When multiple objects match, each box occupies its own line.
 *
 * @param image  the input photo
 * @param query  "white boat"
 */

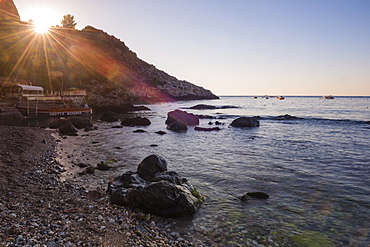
xmin=6 ymin=84 xmax=92 ymax=117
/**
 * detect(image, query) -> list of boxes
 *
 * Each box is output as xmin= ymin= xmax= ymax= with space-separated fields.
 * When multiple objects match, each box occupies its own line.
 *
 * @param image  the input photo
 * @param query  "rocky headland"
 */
xmin=0 ymin=0 xmax=218 ymax=113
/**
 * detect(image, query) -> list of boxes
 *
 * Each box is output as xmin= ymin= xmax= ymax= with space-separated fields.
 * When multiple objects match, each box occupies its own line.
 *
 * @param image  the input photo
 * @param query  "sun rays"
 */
xmin=1 ymin=14 xmax=172 ymax=102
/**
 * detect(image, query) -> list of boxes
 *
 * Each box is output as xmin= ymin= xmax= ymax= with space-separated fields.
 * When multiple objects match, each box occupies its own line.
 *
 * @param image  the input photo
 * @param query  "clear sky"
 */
xmin=14 ymin=0 xmax=370 ymax=96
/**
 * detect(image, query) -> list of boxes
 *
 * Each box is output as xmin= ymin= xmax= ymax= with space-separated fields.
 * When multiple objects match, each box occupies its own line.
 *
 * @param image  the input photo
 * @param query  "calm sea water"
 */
xmin=3 ymin=96 xmax=370 ymax=246
xmin=133 ymin=96 xmax=370 ymax=246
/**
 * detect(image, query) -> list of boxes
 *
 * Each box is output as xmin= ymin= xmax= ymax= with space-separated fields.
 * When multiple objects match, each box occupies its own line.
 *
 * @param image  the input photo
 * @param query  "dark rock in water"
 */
xmin=194 ymin=126 xmax=221 ymax=131
xmin=137 ymin=155 xmax=167 ymax=181
xmin=241 ymin=192 xmax=270 ymax=200
xmin=111 ymin=125 xmax=123 ymax=128
xmin=124 ymin=181 xmax=200 ymax=217
xmin=100 ymin=111 xmax=119 ymax=122
xmin=230 ymin=117 xmax=260 ymax=127
xmin=166 ymin=121 xmax=188 ymax=131
xmin=84 ymin=126 xmax=97 ymax=132
xmin=133 ymin=129 xmax=146 ymax=133
xmin=215 ymin=121 xmax=223 ymax=125
xmin=220 ymin=105 xmax=239 ymax=109
xmin=132 ymin=105 xmax=151 ymax=111
xmin=108 ymin=155 xmax=203 ymax=217
xmin=68 ymin=117 xmax=93 ymax=129
xmin=121 ymin=117 xmax=151 ymax=126
xmin=165 ymin=109 xmax=199 ymax=126
xmin=189 ymin=104 xmax=238 ymax=110
xmin=59 ymin=122 xmax=78 ymax=135
xmin=97 ymin=161 xmax=112 ymax=171
xmin=275 ymin=114 xmax=298 ymax=120
xmin=189 ymin=104 xmax=217 ymax=110
xmin=155 ymin=130 xmax=167 ymax=135
xmin=150 ymin=144 xmax=158 ymax=147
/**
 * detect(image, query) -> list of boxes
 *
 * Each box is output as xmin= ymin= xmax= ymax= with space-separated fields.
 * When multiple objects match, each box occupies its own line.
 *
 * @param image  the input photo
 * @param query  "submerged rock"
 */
xmin=194 ymin=127 xmax=221 ymax=131
xmin=155 ymin=130 xmax=167 ymax=135
xmin=230 ymin=117 xmax=260 ymax=128
xmin=188 ymin=104 xmax=238 ymax=110
xmin=289 ymin=231 xmax=335 ymax=247
xmin=107 ymin=155 xmax=203 ymax=217
xmin=241 ymin=192 xmax=270 ymax=201
xmin=275 ymin=114 xmax=298 ymax=120
xmin=189 ymin=104 xmax=217 ymax=110
xmin=133 ymin=129 xmax=146 ymax=133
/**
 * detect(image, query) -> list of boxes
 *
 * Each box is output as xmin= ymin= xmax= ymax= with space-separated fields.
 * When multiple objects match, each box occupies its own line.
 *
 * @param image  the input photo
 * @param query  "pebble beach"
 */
xmin=0 ymin=125 xmax=198 ymax=247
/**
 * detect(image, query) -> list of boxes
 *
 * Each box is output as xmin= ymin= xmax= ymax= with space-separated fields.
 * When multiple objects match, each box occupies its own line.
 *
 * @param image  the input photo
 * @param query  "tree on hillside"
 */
xmin=61 ymin=14 xmax=77 ymax=29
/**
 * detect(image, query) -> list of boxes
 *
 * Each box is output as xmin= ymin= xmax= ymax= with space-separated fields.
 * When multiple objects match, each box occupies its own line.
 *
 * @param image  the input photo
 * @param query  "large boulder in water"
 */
xmin=230 ymin=117 xmax=260 ymax=127
xmin=107 ymin=155 xmax=203 ymax=217
xmin=121 ymin=116 xmax=151 ymax=126
xmin=165 ymin=110 xmax=199 ymax=126
xmin=137 ymin=154 xmax=167 ymax=181
xmin=165 ymin=110 xmax=199 ymax=131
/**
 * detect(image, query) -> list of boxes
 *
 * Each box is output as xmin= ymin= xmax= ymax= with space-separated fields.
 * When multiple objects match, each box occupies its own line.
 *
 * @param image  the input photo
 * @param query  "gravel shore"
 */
xmin=0 ymin=126 xmax=198 ymax=247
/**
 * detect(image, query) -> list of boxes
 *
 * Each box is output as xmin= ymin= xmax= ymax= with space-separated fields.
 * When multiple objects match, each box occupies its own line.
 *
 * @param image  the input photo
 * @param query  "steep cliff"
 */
xmin=0 ymin=1 xmax=218 ymax=109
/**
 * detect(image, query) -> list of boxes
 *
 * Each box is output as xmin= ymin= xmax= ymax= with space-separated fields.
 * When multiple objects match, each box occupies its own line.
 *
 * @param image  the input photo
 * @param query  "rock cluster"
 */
xmin=107 ymin=155 xmax=204 ymax=217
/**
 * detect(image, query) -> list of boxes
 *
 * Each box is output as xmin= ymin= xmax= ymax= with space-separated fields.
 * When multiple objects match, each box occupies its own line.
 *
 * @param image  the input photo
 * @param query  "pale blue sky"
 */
xmin=15 ymin=0 xmax=370 ymax=96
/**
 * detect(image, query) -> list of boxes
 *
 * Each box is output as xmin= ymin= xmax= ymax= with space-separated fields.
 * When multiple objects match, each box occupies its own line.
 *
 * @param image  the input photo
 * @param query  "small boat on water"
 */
xmin=276 ymin=96 xmax=285 ymax=100
xmin=323 ymin=95 xmax=334 ymax=99
xmin=7 ymin=84 xmax=92 ymax=117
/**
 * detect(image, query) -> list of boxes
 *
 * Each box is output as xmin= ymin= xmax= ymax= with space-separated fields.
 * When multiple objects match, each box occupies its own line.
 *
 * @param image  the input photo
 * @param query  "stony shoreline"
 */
xmin=0 ymin=126 xmax=199 ymax=246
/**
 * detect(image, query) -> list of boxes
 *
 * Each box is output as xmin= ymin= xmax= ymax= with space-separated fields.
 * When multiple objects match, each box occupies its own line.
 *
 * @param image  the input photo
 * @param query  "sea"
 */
xmin=1 ymin=96 xmax=370 ymax=246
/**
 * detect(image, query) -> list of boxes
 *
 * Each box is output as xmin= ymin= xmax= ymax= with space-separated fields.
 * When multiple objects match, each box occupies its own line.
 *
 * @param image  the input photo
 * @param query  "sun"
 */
xmin=24 ymin=7 xmax=60 ymax=34
xmin=33 ymin=19 xmax=51 ymax=34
